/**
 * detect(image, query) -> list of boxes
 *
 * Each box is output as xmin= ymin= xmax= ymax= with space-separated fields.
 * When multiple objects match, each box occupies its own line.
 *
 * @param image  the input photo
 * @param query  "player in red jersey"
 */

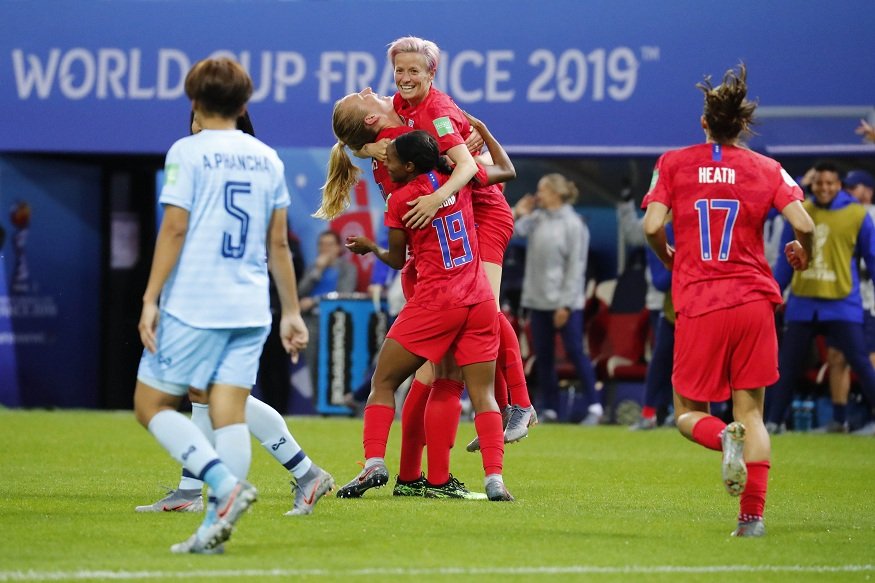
xmin=642 ymin=64 xmax=814 ymax=537
xmin=380 ymin=36 xmax=536 ymax=449
xmin=334 ymin=130 xmax=514 ymax=501
xmin=319 ymin=89 xmax=516 ymax=497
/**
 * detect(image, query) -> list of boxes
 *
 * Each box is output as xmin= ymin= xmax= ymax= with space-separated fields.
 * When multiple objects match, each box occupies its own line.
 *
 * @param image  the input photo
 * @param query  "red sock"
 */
xmin=424 ymin=379 xmax=464 ymax=485
xmin=641 ymin=405 xmax=657 ymax=419
xmin=362 ymin=404 xmax=395 ymax=460
xmin=493 ymin=365 xmax=510 ymax=411
xmin=398 ymin=379 xmax=430 ymax=481
xmin=474 ymin=410 xmax=504 ymax=476
xmin=499 ymin=313 xmax=531 ymax=408
xmin=690 ymin=415 xmax=726 ymax=451
xmin=739 ymin=460 xmax=770 ymax=521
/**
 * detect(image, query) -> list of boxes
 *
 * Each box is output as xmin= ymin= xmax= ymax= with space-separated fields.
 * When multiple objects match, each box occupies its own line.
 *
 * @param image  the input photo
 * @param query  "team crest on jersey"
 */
xmin=407 ymin=119 xmax=415 ymax=128
xmin=433 ymin=116 xmax=454 ymax=137
xmin=165 ymin=164 xmax=179 ymax=185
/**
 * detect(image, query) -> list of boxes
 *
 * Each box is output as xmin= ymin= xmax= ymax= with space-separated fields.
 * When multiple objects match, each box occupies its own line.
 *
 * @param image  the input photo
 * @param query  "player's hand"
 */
xmin=138 ymin=301 xmax=160 ymax=353
xmin=280 ymin=312 xmax=308 ymax=364
xmin=345 ymin=235 xmax=376 ymax=255
xmin=785 ymin=240 xmax=809 ymax=271
xmin=514 ymin=194 xmax=537 ymax=218
xmin=368 ymin=139 xmax=391 ymax=162
xmin=463 ymin=115 xmax=485 ymax=154
xmin=404 ymin=191 xmax=443 ymax=229
xmin=855 ymin=118 xmax=875 ymax=144
xmin=661 ymin=243 xmax=675 ymax=271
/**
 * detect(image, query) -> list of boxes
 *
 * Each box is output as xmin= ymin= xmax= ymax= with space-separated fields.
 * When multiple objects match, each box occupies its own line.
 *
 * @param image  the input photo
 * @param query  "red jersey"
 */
xmin=642 ymin=143 xmax=803 ymax=317
xmin=385 ymin=170 xmax=493 ymax=311
xmin=394 ymin=87 xmax=508 ymax=210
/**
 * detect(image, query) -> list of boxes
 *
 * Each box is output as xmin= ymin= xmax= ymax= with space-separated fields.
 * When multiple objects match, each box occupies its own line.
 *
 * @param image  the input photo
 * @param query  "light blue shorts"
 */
xmin=137 ymin=311 xmax=270 ymax=396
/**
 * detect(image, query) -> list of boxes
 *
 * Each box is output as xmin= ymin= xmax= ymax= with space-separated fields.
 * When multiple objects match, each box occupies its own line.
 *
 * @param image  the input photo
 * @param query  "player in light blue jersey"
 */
xmin=133 ymin=57 xmax=308 ymax=554
xmin=136 ymin=111 xmax=334 ymax=519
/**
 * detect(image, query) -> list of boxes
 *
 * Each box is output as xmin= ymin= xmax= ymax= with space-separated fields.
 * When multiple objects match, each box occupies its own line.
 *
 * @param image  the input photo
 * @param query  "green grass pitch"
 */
xmin=0 ymin=409 xmax=873 ymax=582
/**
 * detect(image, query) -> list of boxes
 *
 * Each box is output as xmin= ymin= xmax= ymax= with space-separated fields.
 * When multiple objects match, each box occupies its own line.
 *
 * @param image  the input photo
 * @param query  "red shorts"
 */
xmin=472 ymin=199 xmax=514 ymax=265
xmin=387 ymin=300 xmax=498 ymax=366
xmin=400 ymin=258 xmax=417 ymax=301
xmin=673 ymin=299 xmax=779 ymax=402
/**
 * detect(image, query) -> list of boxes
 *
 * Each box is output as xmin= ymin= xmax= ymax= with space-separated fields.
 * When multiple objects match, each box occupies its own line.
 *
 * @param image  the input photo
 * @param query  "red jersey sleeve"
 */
xmin=772 ymin=165 xmax=805 ymax=211
xmin=642 ymin=153 xmax=672 ymax=209
xmin=421 ymin=90 xmax=468 ymax=154
xmin=473 ymin=162 xmax=489 ymax=185
xmin=385 ymin=188 xmax=407 ymax=230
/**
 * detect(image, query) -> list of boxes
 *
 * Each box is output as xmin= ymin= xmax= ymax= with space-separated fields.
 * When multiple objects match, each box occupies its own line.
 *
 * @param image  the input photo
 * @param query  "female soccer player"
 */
xmin=133 ymin=57 xmax=309 ymax=553
xmin=335 ymin=130 xmax=514 ymax=502
xmin=380 ymin=36 xmax=536 ymax=445
xmin=137 ymin=111 xmax=334 ymax=518
xmin=320 ymin=89 xmax=514 ymax=497
xmin=641 ymin=63 xmax=814 ymax=537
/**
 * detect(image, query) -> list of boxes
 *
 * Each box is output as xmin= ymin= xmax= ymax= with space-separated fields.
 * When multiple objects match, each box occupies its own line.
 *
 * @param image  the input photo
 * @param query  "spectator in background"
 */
xmin=616 ymin=183 xmax=675 ymax=428
xmin=514 ymin=173 xmax=602 ymax=424
xmin=822 ymin=169 xmax=875 ymax=434
xmin=768 ymin=161 xmax=875 ymax=436
xmin=629 ymin=223 xmax=676 ymax=430
xmin=298 ymin=229 xmax=357 ymax=390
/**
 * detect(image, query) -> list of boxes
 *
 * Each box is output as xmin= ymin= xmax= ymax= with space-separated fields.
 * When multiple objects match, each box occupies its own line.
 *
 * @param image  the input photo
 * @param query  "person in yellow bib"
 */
xmin=766 ymin=161 xmax=875 ymax=434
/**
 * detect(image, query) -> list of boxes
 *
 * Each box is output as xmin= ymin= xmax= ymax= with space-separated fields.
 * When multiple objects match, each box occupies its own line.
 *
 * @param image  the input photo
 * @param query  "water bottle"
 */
xmin=800 ymin=399 xmax=815 ymax=432
xmin=791 ymin=399 xmax=804 ymax=431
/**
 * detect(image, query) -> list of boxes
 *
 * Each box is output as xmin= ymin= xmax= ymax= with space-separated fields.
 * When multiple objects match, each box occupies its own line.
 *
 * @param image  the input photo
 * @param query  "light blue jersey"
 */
xmin=159 ymin=129 xmax=290 ymax=328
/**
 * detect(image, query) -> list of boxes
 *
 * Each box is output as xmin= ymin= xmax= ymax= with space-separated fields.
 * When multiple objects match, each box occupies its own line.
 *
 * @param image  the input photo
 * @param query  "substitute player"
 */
xmin=133 ymin=57 xmax=308 ymax=553
xmin=337 ymin=130 xmax=514 ymax=501
xmin=641 ymin=63 xmax=814 ymax=537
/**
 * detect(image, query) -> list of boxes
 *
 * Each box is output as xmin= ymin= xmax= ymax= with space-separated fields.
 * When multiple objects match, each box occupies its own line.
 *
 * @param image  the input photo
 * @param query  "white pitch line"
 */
xmin=1 ymin=564 xmax=874 ymax=581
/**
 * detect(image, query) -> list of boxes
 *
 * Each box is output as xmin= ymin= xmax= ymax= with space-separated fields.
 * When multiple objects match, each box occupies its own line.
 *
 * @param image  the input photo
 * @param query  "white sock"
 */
xmin=246 ymin=396 xmax=312 ymax=478
xmin=177 ymin=403 xmax=212 ymax=490
xmin=214 ymin=423 xmax=251 ymax=481
xmin=148 ymin=410 xmax=220 ymax=480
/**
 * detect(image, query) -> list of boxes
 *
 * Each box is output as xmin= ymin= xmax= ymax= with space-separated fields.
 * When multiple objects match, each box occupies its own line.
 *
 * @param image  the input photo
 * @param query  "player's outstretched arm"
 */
xmin=780 ymin=200 xmax=814 ymax=271
xmin=464 ymin=111 xmax=516 ymax=186
xmin=346 ymin=229 xmax=407 ymax=270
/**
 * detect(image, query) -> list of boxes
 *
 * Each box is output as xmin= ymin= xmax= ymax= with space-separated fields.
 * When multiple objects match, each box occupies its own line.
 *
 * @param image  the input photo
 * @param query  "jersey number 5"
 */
xmin=222 ymin=181 xmax=251 ymax=259
xmin=432 ymin=211 xmax=473 ymax=269
xmin=694 ymin=199 xmax=739 ymax=261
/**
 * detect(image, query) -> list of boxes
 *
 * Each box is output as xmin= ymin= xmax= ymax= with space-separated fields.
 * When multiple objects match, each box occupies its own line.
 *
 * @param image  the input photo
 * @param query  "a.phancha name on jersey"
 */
xmin=698 ymin=167 xmax=736 ymax=184
xmin=202 ymin=153 xmax=272 ymax=172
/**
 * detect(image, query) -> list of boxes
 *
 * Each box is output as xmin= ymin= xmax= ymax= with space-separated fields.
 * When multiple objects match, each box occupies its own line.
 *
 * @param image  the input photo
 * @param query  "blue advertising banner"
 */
xmin=2 ymin=0 xmax=873 ymax=154
xmin=0 ymin=157 xmax=101 ymax=407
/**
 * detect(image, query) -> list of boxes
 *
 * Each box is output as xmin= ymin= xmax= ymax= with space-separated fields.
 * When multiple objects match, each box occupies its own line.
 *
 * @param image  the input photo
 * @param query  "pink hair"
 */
xmin=387 ymin=36 xmax=440 ymax=73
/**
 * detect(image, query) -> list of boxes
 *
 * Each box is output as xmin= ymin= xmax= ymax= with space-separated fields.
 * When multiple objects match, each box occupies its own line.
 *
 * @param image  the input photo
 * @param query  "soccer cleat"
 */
xmin=485 ymin=479 xmax=515 ymax=502
xmin=721 ymin=422 xmax=747 ymax=497
xmin=731 ymin=519 xmax=766 ymax=537
xmin=135 ymin=487 xmax=203 ymax=513
xmin=335 ymin=463 xmax=389 ymax=498
xmin=629 ymin=416 xmax=657 ymax=431
xmin=201 ymin=480 xmax=258 ymax=549
xmin=423 ymin=475 xmax=487 ymax=500
xmin=504 ymin=405 xmax=538 ymax=443
xmin=393 ymin=474 xmax=428 ymax=497
xmin=285 ymin=466 xmax=335 ymax=516
xmin=170 ymin=534 xmax=224 ymax=555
